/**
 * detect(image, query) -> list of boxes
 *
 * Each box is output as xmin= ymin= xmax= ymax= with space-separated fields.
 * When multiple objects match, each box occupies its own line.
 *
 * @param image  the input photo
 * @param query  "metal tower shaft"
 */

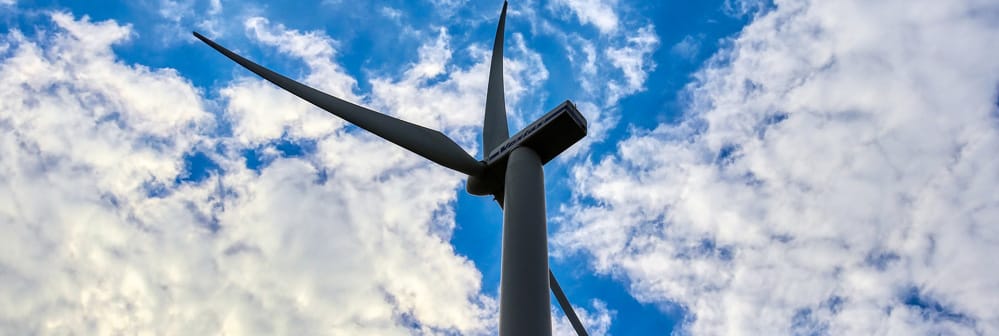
xmin=500 ymin=147 xmax=551 ymax=335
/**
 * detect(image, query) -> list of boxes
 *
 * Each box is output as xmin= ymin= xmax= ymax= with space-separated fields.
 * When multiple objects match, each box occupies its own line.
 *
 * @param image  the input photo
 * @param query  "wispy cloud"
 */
xmin=524 ymin=0 xmax=660 ymax=157
xmin=552 ymin=0 xmax=621 ymax=34
xmin=670 ymin=34 xmax=702 ymax=61
xmin=605 ymin=24 xmax=658 ymax=106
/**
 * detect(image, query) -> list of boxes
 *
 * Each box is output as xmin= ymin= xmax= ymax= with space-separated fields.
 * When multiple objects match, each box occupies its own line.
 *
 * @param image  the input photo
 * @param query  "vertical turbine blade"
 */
xmin=482 ymin=1 xmax=510 ymax=157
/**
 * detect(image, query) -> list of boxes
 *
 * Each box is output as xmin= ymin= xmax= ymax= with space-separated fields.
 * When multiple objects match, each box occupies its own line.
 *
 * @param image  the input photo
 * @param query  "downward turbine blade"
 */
xmin=193 ymin=32 xmax=484 ymax=177
xmin=550 ymin=270 xmax=590 ymax=336
xmin=482 ymin=1 xmax=510 ymax=157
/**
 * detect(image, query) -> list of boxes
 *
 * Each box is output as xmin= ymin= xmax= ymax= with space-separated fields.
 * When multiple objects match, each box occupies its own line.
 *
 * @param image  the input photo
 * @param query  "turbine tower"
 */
xmin=194 ymin=2 xmax=588 ymax=335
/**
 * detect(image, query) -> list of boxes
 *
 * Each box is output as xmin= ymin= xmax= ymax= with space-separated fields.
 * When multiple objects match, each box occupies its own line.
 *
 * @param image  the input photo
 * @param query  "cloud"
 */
xmin=722 ymin=0 xmax=769 ymax=17
xmin=428 ymin=0 xmax=467 ymax=19
xmin=525 ymin=3 xmax=660 ymax=158
xmin=140 ymin=0 xmax=230 ymax=45
xmin=605 ymin=24 xmax=658 ymax=106
xmin=552 ymin=0 xmax=620 ymax=34
xmin=244 ymin=17 xmax=360 ymax=100
xmin=380 ymin=6 xmax=403 ymax=21
xmin=367 ymin=27 xmax=549 ymax=156
xmin=670 ymin=34 xmax=702 ymax=61
xmin=221 ymin=17 xmax=359 ymax=147
xmin=1 ymin=11 xmax=496 ymax=335
xmin=557 ymin=0 xmax=999 ymax=334
xmin=557 ymin=23 xmax=659 ymax=158
xmin=0 ymin=12 xmax=213 ymax=334
xmin=552 ymin=300 xmax=613 ymax=336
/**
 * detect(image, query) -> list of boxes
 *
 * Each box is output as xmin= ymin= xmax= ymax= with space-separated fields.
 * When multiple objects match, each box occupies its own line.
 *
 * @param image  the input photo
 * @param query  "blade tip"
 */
xmin=192 ymin=31 xmax=207 ymax=41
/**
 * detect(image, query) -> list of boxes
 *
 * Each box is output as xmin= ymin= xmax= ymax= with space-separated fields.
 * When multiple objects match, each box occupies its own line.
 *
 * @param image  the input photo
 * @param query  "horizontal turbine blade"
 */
xmin=193 ymin=31 xmax=484 ymax=177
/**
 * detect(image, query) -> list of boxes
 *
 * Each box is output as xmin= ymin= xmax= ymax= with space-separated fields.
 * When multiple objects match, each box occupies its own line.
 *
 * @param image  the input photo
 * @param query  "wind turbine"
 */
xmin=194 ymin=2 xmax=589 ymax=335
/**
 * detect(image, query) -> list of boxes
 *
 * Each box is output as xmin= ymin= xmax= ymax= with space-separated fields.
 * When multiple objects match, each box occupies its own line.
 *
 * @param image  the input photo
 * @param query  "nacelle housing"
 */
xmin=485 ymin=100 xmax=587 ymax=167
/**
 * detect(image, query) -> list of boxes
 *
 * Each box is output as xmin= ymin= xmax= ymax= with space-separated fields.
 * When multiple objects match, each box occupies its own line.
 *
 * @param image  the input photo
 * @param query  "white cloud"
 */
xmin=157 ymin=0 xmax=191 ymax=22
xmin=1 ymin=11 xmax=496 ymax=335
xmin=552 ymin=300 xmax=613 ymax=336
xmin=722 ymin=0 xmax=769 ymax=17
xmin=555 ymin=26 xmax=660 ymax=111
xmin=525 ymin=4 xmax=661 ymax=158
xmin=577 ymin=38 xmax=598 ymax=77
xmin=428 ymin=0 xmax=467 ymax=19
xmin=0 ymin=12 xmax=213 ymax=334
xmin=557 ymin=0 xmax=999 ymax=334
xmin=244 ymin=17 xmax=359 ymax=100
xmin=552 ymin=0 xmax=620 ymax=34
xmin=670 ymin=34 xmax=701 ymax=61
xmin=547 ymin=23 xmax=660 ymax=159
xmin=605 ymin=24 xmax=658 ymax=105
xmin=380 ymin=6 xmax=403 ymax=21
xmin=208 ymin=0 xmax=222 ymax=15
xmin=367 ymin=28 xmax=549 ymax=156
xmin=222 ymin=17 xmax=359 ymax=147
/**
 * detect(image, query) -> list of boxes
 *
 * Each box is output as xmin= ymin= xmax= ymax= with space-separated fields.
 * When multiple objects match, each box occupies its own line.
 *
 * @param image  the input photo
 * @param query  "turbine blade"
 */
xmin=482 ymin=1 xmax=510 ymax=157
xmin=193 ymin=32 xmax=484 ymax=177
xmin=550 ymin=270 xmax=590 ymax=336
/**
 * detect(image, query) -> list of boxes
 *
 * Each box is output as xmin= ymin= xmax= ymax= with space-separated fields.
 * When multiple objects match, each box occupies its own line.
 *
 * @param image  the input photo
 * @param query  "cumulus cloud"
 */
xmin=1 ymin=11 xmax=497 ymax=335
xmin=0 ymin=12 xmax=213 ymax=334
xmin=557 ymin=0 xmax=999 ymax=335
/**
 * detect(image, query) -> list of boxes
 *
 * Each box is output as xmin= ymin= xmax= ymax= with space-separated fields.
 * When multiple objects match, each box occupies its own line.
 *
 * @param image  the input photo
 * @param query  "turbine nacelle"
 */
xmin=486 ymin=100 xmax=586 ymax=166
xmin=466 ymin=100 xmax=587 ymax=199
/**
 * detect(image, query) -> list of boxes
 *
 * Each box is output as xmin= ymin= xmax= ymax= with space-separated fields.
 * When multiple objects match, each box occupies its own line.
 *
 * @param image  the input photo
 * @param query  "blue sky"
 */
xmin=3 ymin=0 xmax=999 ymax=335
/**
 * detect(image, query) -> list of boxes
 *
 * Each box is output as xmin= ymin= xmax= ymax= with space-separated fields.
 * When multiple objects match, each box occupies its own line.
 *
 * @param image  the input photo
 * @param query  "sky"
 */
xmin=1 ymin=0 xmax=998 ymax=335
